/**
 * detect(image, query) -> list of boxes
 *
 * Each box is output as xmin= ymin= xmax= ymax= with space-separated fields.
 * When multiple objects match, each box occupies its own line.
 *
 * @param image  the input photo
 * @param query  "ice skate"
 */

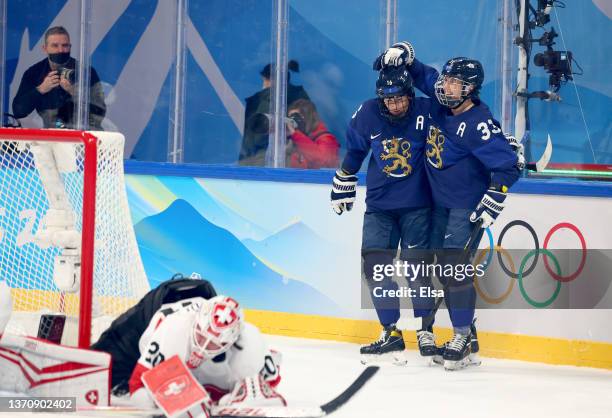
xmin=360 ymin=325 xmax=406 ymax=365
xmin=442 ymin=333 xmax=471 ymax=371
xmin=433 ymin=320 xmax=481 ymax=367
xmin=416 ymin=329 xmax=437 ymax=365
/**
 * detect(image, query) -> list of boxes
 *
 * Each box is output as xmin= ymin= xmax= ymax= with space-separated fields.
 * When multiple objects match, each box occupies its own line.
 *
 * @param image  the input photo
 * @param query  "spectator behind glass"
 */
xmin=239 ymin=60 xmax=310 ymax=166
xmin=12 ymin=26 xmax=106 ymax=129
xmin=286 ymin=99 xmax=339 ymax=169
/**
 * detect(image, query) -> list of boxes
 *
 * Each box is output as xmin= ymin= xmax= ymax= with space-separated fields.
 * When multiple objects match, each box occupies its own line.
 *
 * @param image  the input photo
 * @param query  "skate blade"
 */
xmin=444 ymin=355 xmax=475 ymax=371
xmin=360 ymin=350 xmax=407 ymax=366
xmin=424 ymin=356 xmax=437 ymax=367
xmin=434 ymin=353 xmax=481 ymax=368
xmin=415 ymin=353 xmax=437 ymax=366
xmin=468 ymin=352 xmax=482 ymax=366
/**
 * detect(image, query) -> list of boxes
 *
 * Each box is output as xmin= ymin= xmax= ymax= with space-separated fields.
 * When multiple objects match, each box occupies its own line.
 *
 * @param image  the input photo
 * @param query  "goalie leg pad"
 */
xmin=0 ymin=333 xmax=110 ymax=406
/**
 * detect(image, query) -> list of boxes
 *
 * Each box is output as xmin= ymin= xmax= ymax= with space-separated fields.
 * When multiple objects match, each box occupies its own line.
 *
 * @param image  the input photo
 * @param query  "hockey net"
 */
xmin=0 ymin=128 xmax=149 ymax=347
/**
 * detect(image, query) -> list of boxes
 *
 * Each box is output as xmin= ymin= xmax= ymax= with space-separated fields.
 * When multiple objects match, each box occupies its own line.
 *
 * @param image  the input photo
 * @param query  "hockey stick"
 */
xmin=77 ymin=366 xmax=379 ymax=418
xmin=525 ymin=134 xmax=553 ymax=172
xmin=417 ymin=135 xmax=551 ymax=330
xmin=76 ymin=406 xmax=162 ymax=416
xmin=420 ymin=220 xmax=483 ymax=332
xmin=212 ymin=366 xmax=379 ymax=418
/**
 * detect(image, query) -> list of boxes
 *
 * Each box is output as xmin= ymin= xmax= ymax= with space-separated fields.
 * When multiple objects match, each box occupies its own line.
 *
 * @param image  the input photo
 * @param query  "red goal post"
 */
xmin=0 ymin=128 xmax=149 ymax=347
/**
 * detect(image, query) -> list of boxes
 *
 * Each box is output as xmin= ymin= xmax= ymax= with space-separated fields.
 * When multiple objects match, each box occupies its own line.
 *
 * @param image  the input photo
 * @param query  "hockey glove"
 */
xmin=385 ymin=41 xmax=415 ymax=66
xmin=331 ymin=169 xmax=358 ymax=215
xmin=504 ymin=132 xmax=525 ymax=170
xmin=373 ymin=41 xmax=415 ymax=70
xmin=469 ymin=187 xmax=507 ymax=228
xmin=218 ymin=374 xmax=287 ymax=408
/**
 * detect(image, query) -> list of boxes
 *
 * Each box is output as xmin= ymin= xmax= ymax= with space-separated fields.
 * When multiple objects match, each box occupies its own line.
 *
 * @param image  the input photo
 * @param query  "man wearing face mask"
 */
xmin=12 ymin=26 xmax=106 ymax=129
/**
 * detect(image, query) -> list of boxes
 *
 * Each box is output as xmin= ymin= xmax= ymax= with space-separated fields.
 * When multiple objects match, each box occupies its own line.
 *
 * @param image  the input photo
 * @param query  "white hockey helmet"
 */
xmin=191 ymin=295 xmax=243 ymax=360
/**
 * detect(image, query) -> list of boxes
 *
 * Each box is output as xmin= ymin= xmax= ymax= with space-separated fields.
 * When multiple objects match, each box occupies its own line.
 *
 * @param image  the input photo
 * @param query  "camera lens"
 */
xmin=534 ymin=53 xmax=546 ymax=67
xmin=61 ymin=68 xmax=75 ymax=83
xmin=288 ymin=112 xmax=305 ymax=130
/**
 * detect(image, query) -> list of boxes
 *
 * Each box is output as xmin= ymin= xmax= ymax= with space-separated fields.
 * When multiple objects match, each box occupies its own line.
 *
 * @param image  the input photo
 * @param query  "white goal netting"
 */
xmin=0 ymin=129 xmax=149 ymax=346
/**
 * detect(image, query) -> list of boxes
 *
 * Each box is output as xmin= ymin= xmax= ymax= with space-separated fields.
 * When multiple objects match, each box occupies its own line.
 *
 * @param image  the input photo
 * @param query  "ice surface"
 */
xmin=3 ymin=335 xmax=611 ymax=417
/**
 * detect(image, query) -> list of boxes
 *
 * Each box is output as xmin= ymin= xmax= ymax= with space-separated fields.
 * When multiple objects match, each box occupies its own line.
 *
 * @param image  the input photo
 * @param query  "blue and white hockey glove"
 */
xmin=384 ymin=42 xmax=415 ymax=66
xmin=331 ymin=169 xmax=358 ymax=215
xmin=469 ymin=187 xmax=507 ymax=228
xmin=373 ymin=41 xmax=415 ymax=70
xmin=504 ymin=132 xmax=525 ymax=170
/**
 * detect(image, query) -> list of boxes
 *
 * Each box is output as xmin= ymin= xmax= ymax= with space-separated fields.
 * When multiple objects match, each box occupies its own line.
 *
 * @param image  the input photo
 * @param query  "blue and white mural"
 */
xmin=126 ymin=174 xmax=360 ymax=317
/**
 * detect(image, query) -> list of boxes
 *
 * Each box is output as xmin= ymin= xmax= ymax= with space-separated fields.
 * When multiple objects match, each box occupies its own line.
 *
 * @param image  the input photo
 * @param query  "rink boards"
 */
xmin=121 ymin=166 xmax=612 ymax=370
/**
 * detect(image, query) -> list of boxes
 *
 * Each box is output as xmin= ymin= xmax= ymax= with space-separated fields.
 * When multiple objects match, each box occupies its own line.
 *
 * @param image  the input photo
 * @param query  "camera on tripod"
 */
xmin=533 ymin=27 xmax=573 ymax=91
xmin=532 ymin=0 xmax=554 ymax=27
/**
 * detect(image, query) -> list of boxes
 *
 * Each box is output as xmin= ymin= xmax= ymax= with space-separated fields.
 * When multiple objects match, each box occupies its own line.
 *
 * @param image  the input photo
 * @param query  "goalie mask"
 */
xmin=434 ymin=57 xmax=484 ymax=108
xmin=376 ymin=66 xmax=415 ymax=123
xmin=191 ymin=296 xmax=243 ymax=362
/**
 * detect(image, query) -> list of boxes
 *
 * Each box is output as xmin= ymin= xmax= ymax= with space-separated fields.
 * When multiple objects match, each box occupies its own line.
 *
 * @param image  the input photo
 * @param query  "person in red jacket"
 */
xmin=286 ymin=99 xmax=339 ymax=169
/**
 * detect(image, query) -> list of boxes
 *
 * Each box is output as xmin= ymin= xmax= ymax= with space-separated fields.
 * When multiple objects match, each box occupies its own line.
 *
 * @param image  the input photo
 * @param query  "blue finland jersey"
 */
xmin=342 ymin=98 xmax=432 ymax=211
xmin=408 ymin=59 xmax=520 ymax=209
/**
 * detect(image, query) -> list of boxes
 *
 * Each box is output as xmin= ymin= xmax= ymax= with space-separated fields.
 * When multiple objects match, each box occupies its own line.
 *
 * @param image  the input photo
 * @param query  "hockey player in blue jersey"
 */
xmin=330 ymin=65 xmax=435 ymax=364
xmin=377 ymin=42 xmax=521 ymax=370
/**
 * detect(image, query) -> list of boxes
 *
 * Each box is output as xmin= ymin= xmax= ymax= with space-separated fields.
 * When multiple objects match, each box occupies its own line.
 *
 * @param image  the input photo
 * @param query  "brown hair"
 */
xmin=44 ymin=26 xmax=70 ymax=45
xmin=288 ymin=99 xmax=320 ymax=134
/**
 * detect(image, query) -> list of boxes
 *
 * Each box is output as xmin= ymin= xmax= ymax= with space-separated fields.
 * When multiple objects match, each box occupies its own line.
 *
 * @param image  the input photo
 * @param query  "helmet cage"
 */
xmin=376 ymin=82 xmax=413 ymax=123
xmin=434 ymin=74 xmax=475 ymax=108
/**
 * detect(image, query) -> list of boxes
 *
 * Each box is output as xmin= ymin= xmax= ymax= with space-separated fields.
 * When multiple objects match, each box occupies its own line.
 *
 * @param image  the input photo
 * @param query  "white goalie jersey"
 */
xmin=128 ymin=297 xmax=280 ymax=402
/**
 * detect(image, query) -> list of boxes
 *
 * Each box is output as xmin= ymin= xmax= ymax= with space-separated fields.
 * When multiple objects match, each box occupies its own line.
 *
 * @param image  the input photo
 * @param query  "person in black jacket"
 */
xmin=12 ymin=26 xmax=106 ymax=129
xmin=239 ymin=60 xmax=310 ymax=166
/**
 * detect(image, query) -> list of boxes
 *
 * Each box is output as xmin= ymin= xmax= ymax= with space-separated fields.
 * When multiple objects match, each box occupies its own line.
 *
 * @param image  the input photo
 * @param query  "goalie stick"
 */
xmin=78 ymin=366 xmax=379 ymax=418
xmin=212 ymin=366 xmax=379 ymax=418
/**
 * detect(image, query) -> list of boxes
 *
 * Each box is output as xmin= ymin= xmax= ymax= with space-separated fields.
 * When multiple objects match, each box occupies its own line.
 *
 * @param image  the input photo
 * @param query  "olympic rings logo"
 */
xmin=473 ymin=221 xmax=587 ymax=307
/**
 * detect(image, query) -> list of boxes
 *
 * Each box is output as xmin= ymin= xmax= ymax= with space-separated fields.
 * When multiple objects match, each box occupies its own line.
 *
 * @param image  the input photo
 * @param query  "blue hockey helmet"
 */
xmin=376 ymin=66 xmax=415 ymax=121
xmin=434 ymin=57 xmax=484 ymax=108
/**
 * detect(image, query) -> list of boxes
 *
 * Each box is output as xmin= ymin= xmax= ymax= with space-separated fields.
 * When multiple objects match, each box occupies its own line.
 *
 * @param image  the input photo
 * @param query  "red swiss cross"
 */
xmin=85 ymin=390 xmax=99 ymax=405
xmin=211 ymin=298 xmax=239 ymax=329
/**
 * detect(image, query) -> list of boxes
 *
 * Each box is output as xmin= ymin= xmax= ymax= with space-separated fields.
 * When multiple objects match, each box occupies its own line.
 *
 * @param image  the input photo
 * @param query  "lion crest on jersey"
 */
xmin=426 ymin=125 xmax=445 ymax=169
xmin=379 ymin=137 xmax=412 ymax=177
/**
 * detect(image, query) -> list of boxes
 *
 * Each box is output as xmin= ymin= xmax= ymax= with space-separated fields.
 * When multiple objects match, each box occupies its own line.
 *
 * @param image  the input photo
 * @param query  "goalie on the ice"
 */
xmin=126 ymin=294 xmax=286 ymax=413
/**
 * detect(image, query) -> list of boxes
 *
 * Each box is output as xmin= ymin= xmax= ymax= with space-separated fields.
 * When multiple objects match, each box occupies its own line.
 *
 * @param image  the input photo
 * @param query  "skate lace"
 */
xmin=417 ymin=331 xmax=435 ymax=347
xmin=375 ymin=328 xmax=391 ymax=344
xmin=447 ymin=334 xmax=468 ymax=352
